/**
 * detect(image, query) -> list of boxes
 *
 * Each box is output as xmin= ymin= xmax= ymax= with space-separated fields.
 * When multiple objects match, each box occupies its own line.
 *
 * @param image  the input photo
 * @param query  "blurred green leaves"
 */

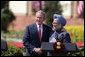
xmin=1 ymin=1 xmax=15 ymax=32
xmin=43 ymin=1 xmax=62 ymax=27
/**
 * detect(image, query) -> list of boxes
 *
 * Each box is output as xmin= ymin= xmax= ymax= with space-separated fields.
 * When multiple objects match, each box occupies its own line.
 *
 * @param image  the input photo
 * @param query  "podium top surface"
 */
xmin=41 ymin=42 xmax=77 ymax=52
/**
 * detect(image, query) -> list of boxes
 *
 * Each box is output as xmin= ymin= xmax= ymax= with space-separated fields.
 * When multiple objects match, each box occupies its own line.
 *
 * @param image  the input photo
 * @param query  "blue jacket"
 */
xmin=23 ymin=23 xmax=52 ymax=56
xmin=48 ymin=29 xmax=71 ymax=56
xmin=49 ymin=29 xmax=71 ymax=43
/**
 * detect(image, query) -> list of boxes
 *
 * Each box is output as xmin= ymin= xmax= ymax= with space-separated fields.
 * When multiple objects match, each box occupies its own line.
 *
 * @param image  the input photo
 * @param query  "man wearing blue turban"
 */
xmin=47 ymin=14 xmax=71 ymax=56
xmin=53 ymin=14 xmax=66 ymax=26
xmin=52 ymin=14 xmax=67 ymax=31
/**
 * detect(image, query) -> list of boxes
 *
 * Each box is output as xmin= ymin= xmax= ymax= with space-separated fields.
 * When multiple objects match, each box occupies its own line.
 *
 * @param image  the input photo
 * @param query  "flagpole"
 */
xmin=40 ymin=1 xmax=41 ymax=10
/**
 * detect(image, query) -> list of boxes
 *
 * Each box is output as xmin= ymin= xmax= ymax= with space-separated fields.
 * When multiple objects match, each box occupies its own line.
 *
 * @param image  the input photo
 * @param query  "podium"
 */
xmin=41 ymin=42 xmax=78 ymax=56
xmin=41 ymin=42 xmax=77 ymax=52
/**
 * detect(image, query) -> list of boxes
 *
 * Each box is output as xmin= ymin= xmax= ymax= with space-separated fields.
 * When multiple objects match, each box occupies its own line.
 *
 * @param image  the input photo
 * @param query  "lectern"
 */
xmin=41 ymin=42 xmax=78 ymax=56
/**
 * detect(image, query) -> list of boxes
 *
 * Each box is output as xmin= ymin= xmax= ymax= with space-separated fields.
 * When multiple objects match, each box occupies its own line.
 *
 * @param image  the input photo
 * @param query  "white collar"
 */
xmin=36 ymin=22 xmax=43 ymax=28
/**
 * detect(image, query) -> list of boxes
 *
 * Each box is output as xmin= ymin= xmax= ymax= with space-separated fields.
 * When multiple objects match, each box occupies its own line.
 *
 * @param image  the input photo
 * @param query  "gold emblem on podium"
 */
xmin=53 ymin=41 xmax=64 ymax=52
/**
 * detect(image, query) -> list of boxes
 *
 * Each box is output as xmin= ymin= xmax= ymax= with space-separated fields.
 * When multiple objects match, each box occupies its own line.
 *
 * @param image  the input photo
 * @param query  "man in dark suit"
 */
xmin=23 ymin=10 xmax=52 ymax=56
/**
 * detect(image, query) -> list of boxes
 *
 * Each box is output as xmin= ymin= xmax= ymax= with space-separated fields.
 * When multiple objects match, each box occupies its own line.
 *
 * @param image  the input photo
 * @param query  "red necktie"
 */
xmin=39 ymin=25 xmax=41 ymax=42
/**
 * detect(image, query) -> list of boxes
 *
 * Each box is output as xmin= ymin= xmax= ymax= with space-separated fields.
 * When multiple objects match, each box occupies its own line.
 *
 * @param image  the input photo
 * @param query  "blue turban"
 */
xmin=53 ymin=14 xmax=66 ymax=26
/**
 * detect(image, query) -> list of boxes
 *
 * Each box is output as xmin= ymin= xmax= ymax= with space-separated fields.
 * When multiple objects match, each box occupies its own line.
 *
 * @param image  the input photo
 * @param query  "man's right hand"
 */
xmin=34 ymin=48 xmax=42 ymax=55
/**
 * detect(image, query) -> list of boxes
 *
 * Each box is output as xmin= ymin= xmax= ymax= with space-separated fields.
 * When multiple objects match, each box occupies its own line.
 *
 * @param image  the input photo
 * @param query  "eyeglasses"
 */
xmin=52 ymin=22 xmax=59 ymax=24
xmin=37 ymin=17 xmax=43 ymax=19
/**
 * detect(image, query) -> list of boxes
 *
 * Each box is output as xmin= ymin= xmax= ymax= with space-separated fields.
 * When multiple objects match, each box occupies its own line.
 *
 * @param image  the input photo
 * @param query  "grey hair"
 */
xmin=36 ymin=10 xmax=45 ymax=19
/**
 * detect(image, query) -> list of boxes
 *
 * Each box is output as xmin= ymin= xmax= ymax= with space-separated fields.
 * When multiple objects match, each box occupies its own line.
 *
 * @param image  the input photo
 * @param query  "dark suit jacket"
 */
xmin=49 ymin=29 xmax=71 ymax=43
xmin=23 ymin=23 xmax=52 ymax=56
xmin=48 ymin=29 xmax=71 ymax=56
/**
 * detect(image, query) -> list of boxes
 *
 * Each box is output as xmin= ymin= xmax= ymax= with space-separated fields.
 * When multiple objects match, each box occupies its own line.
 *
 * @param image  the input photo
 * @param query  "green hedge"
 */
xmin=70 ymin=47 xmax=84 ymax=56
xmin=64 ymin=26 xmax=84 ymax=42
xmin=8 ymin=30 xmax=24 ymax=36
xmin=1 ymin=45 xmax=23 ymax=56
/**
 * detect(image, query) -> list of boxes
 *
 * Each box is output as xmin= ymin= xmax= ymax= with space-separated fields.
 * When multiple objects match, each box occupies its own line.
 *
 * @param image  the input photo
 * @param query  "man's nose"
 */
xmin=37 ymin=18 xmax=41 ymax=20
xmin=37 ymin=18 xmax=39 ymax=20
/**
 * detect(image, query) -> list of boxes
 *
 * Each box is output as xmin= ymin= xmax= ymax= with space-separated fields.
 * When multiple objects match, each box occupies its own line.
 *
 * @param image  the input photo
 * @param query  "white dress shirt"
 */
xmin=36 ymin=23 xmax=43 ymax=39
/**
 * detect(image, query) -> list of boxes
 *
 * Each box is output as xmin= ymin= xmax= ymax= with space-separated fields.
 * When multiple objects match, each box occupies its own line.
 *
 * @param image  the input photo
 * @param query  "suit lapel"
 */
xmin=41 ymin=24 xmax=46 ymax=42
xmin=33 ymin=23 xmax=41 ymax=43
xmin=33 ymin=24 xmax=47 ymax=42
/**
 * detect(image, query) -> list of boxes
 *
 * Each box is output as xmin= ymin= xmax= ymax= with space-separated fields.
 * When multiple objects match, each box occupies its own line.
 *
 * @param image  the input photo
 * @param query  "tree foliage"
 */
xmin=1 ymin=1 xmax=15 ymax=32
xmin=43 ymin=1 xmax=62 ymax=27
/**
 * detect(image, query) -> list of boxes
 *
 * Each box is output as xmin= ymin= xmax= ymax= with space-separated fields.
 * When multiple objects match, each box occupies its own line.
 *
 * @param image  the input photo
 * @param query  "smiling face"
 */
xmin=35 ymin=10 xmax=45 ymax=25
xmin=36 ymin=13 xmax=44 ymax=25
xmin=52 ymin=19 xmax=62 ymax=30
